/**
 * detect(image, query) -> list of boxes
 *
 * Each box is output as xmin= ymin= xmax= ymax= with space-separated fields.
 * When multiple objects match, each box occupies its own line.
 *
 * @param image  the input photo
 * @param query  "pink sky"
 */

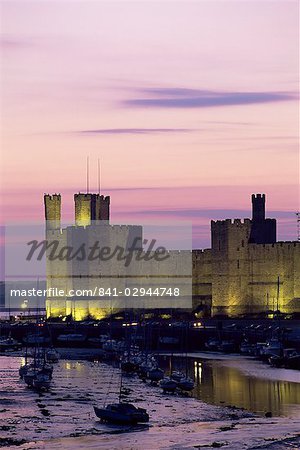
xmin=0 ymin=1 xmax=299 ymax=247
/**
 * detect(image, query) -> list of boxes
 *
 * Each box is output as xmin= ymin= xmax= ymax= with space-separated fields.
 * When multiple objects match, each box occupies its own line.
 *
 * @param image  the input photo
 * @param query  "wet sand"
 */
xmin=0 ymin=351 xmax=299 ymax=449
xmin=26 ymin=417 xmax=300 ymax=450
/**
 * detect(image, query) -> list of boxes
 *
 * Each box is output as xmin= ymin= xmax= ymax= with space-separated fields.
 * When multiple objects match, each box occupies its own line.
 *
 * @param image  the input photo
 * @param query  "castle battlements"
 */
xmin=211 ymin=218 xmax=252 ymax=226
xmin=252 ymin=193 xmax=265 ymax=200
xmin=193 ymin=249 xmax=211 ymax=256
xmin=44 ymin=193 xmax=61 ymax=200
xmin=252 ymin=241 xmax=299 ymax=247
xmin=75 ymin=193 xmax=110 ymax=200
xmin=249 ymin=241 xmax=300 ymax=253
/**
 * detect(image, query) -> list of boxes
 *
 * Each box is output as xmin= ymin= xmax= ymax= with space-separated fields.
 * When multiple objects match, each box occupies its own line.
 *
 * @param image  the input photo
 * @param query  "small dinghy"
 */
xmin=147 ymin=367 xmax=164 ymax=383
xmin=171 ymin=370 xmax=185 ymax=382
xmin=121 ymin=360 xmax=137 ymax=374
xmin=178 ymin=376 xmax=194 ymax=391
xmin=159 ymin=377 xmax=177 ymax=393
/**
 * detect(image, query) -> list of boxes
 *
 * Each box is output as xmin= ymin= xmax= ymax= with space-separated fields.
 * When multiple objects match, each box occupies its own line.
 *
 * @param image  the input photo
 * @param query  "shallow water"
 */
xmin=0 ymin=354 xmax=299 ymax=446
xmin=161 ymin=355 xmax=300 ymax=417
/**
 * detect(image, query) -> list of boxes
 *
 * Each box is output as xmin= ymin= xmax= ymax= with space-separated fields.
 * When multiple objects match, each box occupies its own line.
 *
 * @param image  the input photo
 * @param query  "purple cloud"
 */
xmin=124 ymin=88 xmax=296 ymax=109
xmin=77 ymin=128 xmax=193 ymax=135
xmin=0 ymin=36 xmax=32 ymax=50
xmin=120 ymin=208 xmax=294 ymax=220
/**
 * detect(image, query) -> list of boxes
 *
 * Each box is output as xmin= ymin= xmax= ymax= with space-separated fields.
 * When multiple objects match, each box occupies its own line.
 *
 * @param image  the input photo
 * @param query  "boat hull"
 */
xmin=160 ymin=378 xmax=178 ymax=392
xmin=178 ymin=379 xmax=194 ymax=391
xmin=94 ymin=405 xmax=149 ymax=424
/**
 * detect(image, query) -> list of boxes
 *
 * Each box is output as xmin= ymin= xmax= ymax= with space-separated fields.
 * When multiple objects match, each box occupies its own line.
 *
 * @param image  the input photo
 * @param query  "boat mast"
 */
xmin=185 ymin=322 xmax=189 ymax=378
xmin=119 ymin=368 xmax=123 ymax=403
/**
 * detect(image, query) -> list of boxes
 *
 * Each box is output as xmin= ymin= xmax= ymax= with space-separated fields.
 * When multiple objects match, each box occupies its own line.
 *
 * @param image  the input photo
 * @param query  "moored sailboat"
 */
xmin=159 ymin=376 xmax=177 ymax=393
xmin=94 ymin=318 xmax=150 ymax=424
xmin=94 ymin=402 xmax=149 ymax=424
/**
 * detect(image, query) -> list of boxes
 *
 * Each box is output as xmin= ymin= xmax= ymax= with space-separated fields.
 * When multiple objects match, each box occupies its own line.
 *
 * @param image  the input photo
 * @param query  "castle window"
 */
xmin=237 ymin=260 xmax=240 ymax=269
xmin=241 ymin=240 xmax=244 ymax=247
xmin=218 ymin=240 xmax=221 ymax=250
xmin=237 ymin=247 xmax=239 ymax=251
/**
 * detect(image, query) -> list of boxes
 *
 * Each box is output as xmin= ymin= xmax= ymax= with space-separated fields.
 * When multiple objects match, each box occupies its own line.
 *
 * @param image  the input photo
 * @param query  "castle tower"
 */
xmin=249 ymin=193 xmax=276 ymax=244
xmin=74 ymin=193 xmax=110 ymax=226
xmin=44 ymin=194 xmax=61 ymax=230
xmin=252 ymin=193 xmax=265 ymax=222
xmin=98 ymin=195 xmax=110 ymax=221
xmin=74 ymin=193 xmax=92 ymax=227
xmin=211 ymin=218 xmax=252 ymax=316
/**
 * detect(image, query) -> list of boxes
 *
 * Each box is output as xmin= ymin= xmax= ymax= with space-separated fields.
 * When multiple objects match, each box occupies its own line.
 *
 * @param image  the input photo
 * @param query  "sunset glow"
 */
xmin=1 ymin=1 xmax=299 ymax=247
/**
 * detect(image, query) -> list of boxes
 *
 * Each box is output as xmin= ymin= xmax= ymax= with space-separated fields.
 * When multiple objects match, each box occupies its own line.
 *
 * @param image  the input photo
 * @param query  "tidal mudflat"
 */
xmin=0 ymin=353 xmax=299 ymax=449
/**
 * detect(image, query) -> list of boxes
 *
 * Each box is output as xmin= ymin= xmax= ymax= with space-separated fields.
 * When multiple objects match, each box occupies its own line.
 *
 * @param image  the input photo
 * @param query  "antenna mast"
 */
xmin=296 ymin=212 xmax=300 ymax=242
xmin=86 ymin=156 xmax=89 ymax=193
xmin=98 ymin=158 xmax=100 ymax=194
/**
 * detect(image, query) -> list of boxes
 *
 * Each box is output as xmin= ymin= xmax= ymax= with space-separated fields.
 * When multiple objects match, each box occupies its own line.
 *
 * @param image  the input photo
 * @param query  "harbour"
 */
xmin=0 ymin=347 xmax=299 ymax=449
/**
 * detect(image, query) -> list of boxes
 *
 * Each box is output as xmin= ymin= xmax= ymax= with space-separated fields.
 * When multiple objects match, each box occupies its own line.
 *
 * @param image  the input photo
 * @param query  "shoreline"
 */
xmin=161 ymin=351 xmax=300 ymax=384
xmin=3 ymin=348 xmax=299 ymax=384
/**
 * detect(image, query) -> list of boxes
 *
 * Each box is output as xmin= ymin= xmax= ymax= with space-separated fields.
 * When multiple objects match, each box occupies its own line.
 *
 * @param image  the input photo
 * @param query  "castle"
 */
xmin=44 ymin=192 xmax=192 ymax=320
xmin=44 ymin=192 xmax=300 ymax=319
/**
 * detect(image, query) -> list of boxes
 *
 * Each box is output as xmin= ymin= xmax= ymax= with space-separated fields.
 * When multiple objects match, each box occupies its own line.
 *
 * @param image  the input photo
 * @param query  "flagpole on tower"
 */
xmin=86 ymin=156 xmax=90 ymax=193
xmin=98 ymin=158 xmax=101 ymax=194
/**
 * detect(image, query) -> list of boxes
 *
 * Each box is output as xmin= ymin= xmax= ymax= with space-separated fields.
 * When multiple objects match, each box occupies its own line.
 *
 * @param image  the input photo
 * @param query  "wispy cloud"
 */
xmin=120 ymin=208 xmax=294 ymax=220
xmin=124 ymin=87 xmax=296 ymax=109
xmin=76 ymin=128 xmax=193 ymax=135
xmin=0 ymin=35 xmax=32 ymax=50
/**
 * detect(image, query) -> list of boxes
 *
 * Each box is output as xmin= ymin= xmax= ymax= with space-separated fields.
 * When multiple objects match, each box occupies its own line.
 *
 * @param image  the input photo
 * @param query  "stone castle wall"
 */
xmin=248 ymin=242 xmax=300 ymax=314
xmin=210 ymin=219 xmax=300 ymax=316
xmin=45 ymin=223 xmax=192 ymax=320
xmin=44 ymin=193 xmax=300 ymax=319
xmin=45 ymin=228 xmax=70 ymax=318
xmin=45 ymin=221 xmax=300 ymax=319
xmin=192 ymin=249 xmax=212 ymax=312
xmin=45 ymin=223 xmax=143 ymax=320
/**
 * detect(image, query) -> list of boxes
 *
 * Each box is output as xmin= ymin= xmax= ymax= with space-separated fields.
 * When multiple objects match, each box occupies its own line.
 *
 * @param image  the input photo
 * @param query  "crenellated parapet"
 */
xmin=211 ymin=218 xmax=252 ymax=255
xmin=211 ymin=218 xmax=252 ymax=225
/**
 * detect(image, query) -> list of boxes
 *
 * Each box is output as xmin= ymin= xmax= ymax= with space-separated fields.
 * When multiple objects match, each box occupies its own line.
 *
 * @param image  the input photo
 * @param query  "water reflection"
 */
xmin=161 ymin=356 xmax=300 ymax=417
xmin=194 ymin=360 xmax=202 ymax=384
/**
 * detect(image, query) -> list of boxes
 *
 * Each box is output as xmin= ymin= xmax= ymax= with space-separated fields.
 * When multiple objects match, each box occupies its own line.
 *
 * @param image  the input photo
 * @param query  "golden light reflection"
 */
xmin=192 ymin=361 xmax=300 ymax=416
xmin=63 ymin=361 xmax=84 ymax=372
xmin=64 ymin=362 xmax=72 ymax=371
xmin=194 ymin=360 xmax=202 ymax=383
